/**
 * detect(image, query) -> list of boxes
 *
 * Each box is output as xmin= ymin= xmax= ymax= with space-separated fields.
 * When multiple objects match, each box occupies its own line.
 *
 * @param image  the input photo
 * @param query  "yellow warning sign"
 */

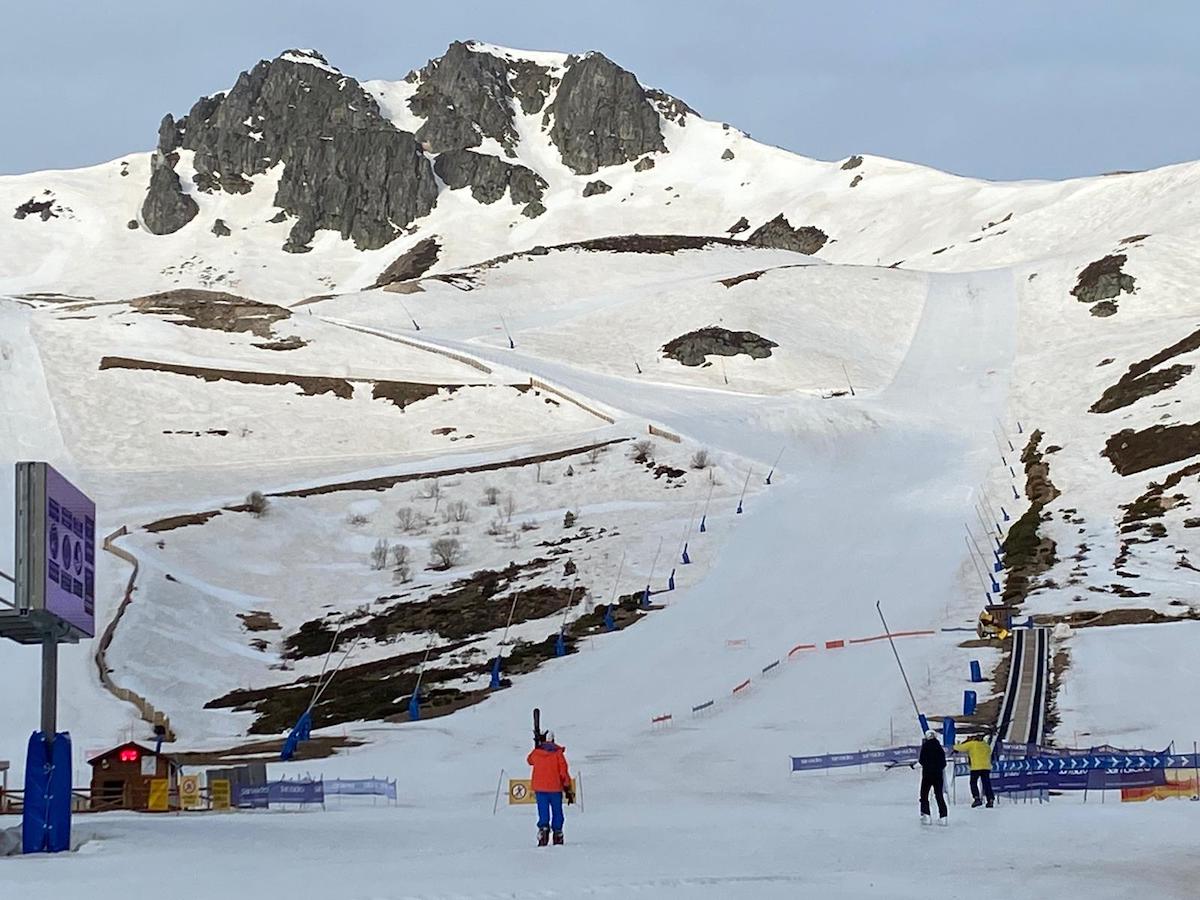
xmin=508 ymin=778 xmax=576 ymax=805
xmin=180 ymin=774 xmax=201 ymax=810
xmin=210 ymin=779 xmax=231 ymax=811
xmin=148 ymin=778 xmax=168 ymax=812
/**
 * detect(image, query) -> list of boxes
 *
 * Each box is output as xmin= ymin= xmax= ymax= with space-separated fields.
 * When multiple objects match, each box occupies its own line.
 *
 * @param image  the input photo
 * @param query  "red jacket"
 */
xmin=527 ymin=742 xmax=571 ymax=793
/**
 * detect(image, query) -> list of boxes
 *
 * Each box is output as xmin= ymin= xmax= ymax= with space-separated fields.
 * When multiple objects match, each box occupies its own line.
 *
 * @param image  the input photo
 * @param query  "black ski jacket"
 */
xmin=919 ymin=738 xmax=946 ymax=775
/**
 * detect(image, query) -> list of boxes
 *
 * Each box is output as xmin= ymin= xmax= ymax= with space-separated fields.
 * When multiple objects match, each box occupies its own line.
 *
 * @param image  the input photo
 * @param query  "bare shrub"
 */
xmin=429 ymin=537 xmax=463 ymax=570
xmin=482 ymin=486 xmax=501 ymax=506
xmin=563 ymin=510 xmax=577 ymax=528
xmin=587 ymin=446 xmax=605 ymax=465
xmin=707 ymin=468 xmax=723 ymax=486
xmin=370 ymin=538 xmax=391 ymax=570
xmin=246 ymin=491 xmax=270 ymax=518
xmin=441 ymin=499 xmax=471 ymax=524
xmin=486 ymin=518 xmax=506 ymax=536
xmin=630 ymin=439 xmax=656 ymax=464
xmin=502 ymin=493 xmax=517 ymax=523
xmin=391 ymin=544 xmax=411 ymax=583
xmin=346 ymin=512 xmax=370 ymax=527
xmin=395 ymin=506 xmax=420 ymax=532
xmin=690 ymin=448 xmax=711 ymax=469
xmin=417 ymin=479 xmax=441 ymax=501
xmin=520 ymin=520 xmax=539 ymax=532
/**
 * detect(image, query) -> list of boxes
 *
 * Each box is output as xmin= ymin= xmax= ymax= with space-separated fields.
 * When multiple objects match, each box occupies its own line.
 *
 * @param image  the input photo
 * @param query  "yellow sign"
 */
xmin=508 ymin=778 xmax=576 ymax=805
xmin=148 ymin=778 xmax=168 ymax=812
xmin=180 ymin=774 xmax=201 ymax=810
xmin=210 ymin=779 xmax=231 ymax=811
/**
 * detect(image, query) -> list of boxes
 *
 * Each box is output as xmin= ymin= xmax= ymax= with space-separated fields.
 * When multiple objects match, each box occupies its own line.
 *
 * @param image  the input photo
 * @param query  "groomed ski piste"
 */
xmin=3 ymin=261 xmax=1197 ymax=897
xmin=4 ymin=41 xmax=1200 ymax=898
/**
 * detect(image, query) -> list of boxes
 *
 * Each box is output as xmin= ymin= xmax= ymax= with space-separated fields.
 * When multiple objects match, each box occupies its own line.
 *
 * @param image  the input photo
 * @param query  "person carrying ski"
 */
xmin=953 ymin=733 xmax=995 ymax=808
xmin=918 ymin=729 xmax=948 ymax=825
xmin=527 ymin=730 xmax=575 ymax=846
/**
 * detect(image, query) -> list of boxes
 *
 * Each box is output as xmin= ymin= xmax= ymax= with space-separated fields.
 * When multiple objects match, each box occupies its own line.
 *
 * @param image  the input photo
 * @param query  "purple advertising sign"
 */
xmin=42 ymin=465 xmax=95 ymax=637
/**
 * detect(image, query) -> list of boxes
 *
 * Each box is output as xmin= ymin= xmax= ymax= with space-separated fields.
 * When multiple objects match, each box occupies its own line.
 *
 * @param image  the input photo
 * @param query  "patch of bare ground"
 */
xmin=1001 ymin=430 xmax=1059 ymax=604
xmin=238 ymin=611 xmax=280 ymax=632
xmin=1090 ymin=325 xmax=1200 ymax=413
xmin=209 ymin=590 xmax=654 ymax=733
xmin=1104 ymin=422 xmax=1200 ymax=476
xmin=98 ymin=356 xmax=524 ymax=411
xmin=128 ymin=289 xmax=290 ymax=338
xmin=170 ymin=734 xmax=362 ymax=765
xmin=1038 ymin=608 xmax=1200 ymax=628
xmin=717 ymin=263 xmax=805 ymax=288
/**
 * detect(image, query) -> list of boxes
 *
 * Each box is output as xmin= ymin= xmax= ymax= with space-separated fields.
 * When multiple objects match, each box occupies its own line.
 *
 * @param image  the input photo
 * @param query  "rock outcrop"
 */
xmin=433 ymin=149 xmax=547 ymax=205
xmin=662 ymin=327 xmax=778 ymax=367
xmin=141 ymin=152 xmax=199 ymax=235
xmin=745 ymin=214 xmax=828 ymax=255
xmin=150 ymin=49 xmax=437 ymax=250
xmin=582 ymin=180 xmax=612 ymax=197
xmin=548 ymin=53 xmax=666 ymax=174
xmin=1071 ymin=254 xmax=1136 ymax=306
xmin=372 ymin=237 xmax=441 ymax=288
xmin=410 ymin=41 xmax=526 ymax=155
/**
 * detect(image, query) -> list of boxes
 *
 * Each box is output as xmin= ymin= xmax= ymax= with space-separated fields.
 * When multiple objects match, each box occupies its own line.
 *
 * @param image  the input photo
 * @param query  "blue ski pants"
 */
xmin=535 ymin=791 xmax=564 ymax=831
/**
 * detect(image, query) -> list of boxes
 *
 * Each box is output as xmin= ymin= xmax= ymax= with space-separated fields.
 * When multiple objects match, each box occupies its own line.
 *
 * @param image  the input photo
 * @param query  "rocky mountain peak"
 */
xmin=143 ymin=49 xmax=437 ymax=251
xmin=547 ymin=52 xmax=667 ymax=175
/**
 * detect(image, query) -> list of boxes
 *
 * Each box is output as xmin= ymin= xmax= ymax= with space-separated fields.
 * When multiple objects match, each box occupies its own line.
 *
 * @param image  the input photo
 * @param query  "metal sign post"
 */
xmin=2 ymin=462 xmax=96 ymax=854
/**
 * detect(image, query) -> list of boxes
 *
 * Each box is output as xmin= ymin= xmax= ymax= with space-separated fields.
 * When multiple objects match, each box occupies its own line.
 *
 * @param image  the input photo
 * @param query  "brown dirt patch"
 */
xmin=1091 ymin=325 xmax=1200 ymax=413
xmin=372 ymin=236 xmax=441 ymax=288
xmin=129 ymin=289 xmax=290 ymax=338
xmin=1103 ymin=422 xmax=1200 ymax=476
xmin=239 ymin=611 xmax=280 ymax=632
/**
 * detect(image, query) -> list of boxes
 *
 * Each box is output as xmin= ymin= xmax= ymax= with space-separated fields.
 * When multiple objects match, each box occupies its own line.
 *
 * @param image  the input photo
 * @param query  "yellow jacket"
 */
xmin=953 ymin=739 xmax=993 ymax=771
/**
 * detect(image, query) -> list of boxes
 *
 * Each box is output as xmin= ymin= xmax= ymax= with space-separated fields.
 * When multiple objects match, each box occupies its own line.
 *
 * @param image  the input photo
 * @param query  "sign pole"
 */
xmin=41 ymin=635 xmax=57 ymax=745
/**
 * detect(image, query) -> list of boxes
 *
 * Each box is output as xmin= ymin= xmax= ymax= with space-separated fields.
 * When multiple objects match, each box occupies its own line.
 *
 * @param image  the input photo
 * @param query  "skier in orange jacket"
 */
xmin=527 ymin=731 xmax=575 ymax=846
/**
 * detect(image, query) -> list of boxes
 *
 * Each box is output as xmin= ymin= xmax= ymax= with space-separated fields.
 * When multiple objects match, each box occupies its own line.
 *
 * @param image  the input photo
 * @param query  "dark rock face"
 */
xmin=582 ymin=179 xmax=611 ymax=197
xmin=746 ymin=214 xmax=828 ymax=255
xmin=142 ymin=152 xmax=199 ymax=235
xmin=841 ymin=155 xmax=863 ymax=170
xmin=727 ymin=216 xmax=750 ymax=235
xmin=211 ymin=218 xmax=231 ymax=237
xmin=721 ymin=148 xmax=735 ymax=160
xmin=850 ymin=174 xmax=862 ymax=188
xmin=1072 ymin=254 xmax=1136 ymax=306
xmin=410 ymin=41 xmax=523 ymax=155
xmin=646 ymin=88 xmax=695 ymax=125
xmin=433 ymin=149 xmax=547 ymax=205
xmin=522 ymin=200 xmax=547 ymax=219
xmin=634 ymin=156 xmax=656 ymax=172
xmin=662 ymin=327 xmax=778 ymax=367
xmin=373 ymin=237 xmax=441 ymax=288
xmin=548 ymin=53 xmax=666 ymax=174
xmin=126 ymin=219 xmax=139 ymax=230
xmin=14 ymin=198 xmax=57 ymax=221
xmin=157 ymin=50 xmax=437 ymax=250
xmin=510 ymin=59 xmax=556 ymax=114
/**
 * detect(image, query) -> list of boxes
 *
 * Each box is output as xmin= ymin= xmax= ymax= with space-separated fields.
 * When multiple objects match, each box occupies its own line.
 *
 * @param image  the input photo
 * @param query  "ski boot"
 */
xmin=986 ymin=800 xmax=994 ymax=808
xmin=920 ymin=814 xmax=931 ymax=826
xmin=552 ymin=831 xmax=564 ymax=846
xmin=537 ymin=827 xmax=550 ymax=847
xmin=971 ymin=798 xmax=983 ymax=808
xmin=937 ymin=816 xmax=949 ymax=827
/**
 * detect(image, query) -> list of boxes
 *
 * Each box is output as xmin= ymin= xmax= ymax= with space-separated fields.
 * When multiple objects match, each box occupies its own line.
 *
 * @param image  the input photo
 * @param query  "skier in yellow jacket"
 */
xmin=954 ymin=734 xmax=994 ymax=808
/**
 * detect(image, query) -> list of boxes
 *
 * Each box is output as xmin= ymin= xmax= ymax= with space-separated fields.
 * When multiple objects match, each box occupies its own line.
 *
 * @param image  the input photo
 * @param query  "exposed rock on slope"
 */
xmin=548 ymin=53 xmax=666 ymax=174
xmin=662 ymin=327 xmax=778 ymax=367
xmin=372 ymin=237 xmax=441 ymax=288
xmin=433 ymin=149 xmax=547 ymax=205
xmin=142 ymin=152 xmax=198 ymax=235
xmin=746 ymin=214 xmax=828 ymax=255
xmin=1071 ymin=254 xmax=1136 ymax=308
xmin=409 ymin=41 xmax=526 ymax=155
xmin=150 ymin=49 xmax=437 ymax=250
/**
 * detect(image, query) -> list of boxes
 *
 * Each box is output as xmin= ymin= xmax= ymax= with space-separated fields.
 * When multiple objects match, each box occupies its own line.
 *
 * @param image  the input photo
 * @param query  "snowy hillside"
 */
xmin=3 ymin=38 xmax=1200 ymax=897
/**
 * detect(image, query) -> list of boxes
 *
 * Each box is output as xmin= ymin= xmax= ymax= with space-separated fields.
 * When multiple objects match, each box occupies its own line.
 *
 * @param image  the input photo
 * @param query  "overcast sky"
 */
xmin=3 ymin=0 xmax=1197 ymax=180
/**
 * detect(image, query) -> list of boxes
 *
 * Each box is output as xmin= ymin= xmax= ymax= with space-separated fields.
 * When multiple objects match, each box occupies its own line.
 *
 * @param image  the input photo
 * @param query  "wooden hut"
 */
xmin=87 ymin=741 xmax=179 ymax=810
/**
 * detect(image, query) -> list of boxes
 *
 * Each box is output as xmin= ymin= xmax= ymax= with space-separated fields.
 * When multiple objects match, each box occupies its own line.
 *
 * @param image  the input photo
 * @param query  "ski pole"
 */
xmin=876 ymin=601 xmax=925 ymax=733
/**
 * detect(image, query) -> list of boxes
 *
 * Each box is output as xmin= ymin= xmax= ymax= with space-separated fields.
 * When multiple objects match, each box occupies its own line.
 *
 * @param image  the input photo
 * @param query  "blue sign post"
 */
xmin=3 ymin=462 xmax=98 ymax=856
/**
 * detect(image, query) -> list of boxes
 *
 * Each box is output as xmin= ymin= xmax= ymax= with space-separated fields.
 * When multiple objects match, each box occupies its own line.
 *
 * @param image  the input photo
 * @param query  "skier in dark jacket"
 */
xmin=918 ymin=729 xmax=948 ymax=825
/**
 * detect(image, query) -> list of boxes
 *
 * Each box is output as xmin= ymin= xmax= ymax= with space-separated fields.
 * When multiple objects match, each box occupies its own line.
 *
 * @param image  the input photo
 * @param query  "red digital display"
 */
xmin=118 ymin=747 xmax=140 ymax=763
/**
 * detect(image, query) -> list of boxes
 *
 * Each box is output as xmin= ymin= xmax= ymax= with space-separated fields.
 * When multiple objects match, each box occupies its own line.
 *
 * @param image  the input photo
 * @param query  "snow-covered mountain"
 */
xmin=3 ymin=44 xmax=1200 ymax=892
